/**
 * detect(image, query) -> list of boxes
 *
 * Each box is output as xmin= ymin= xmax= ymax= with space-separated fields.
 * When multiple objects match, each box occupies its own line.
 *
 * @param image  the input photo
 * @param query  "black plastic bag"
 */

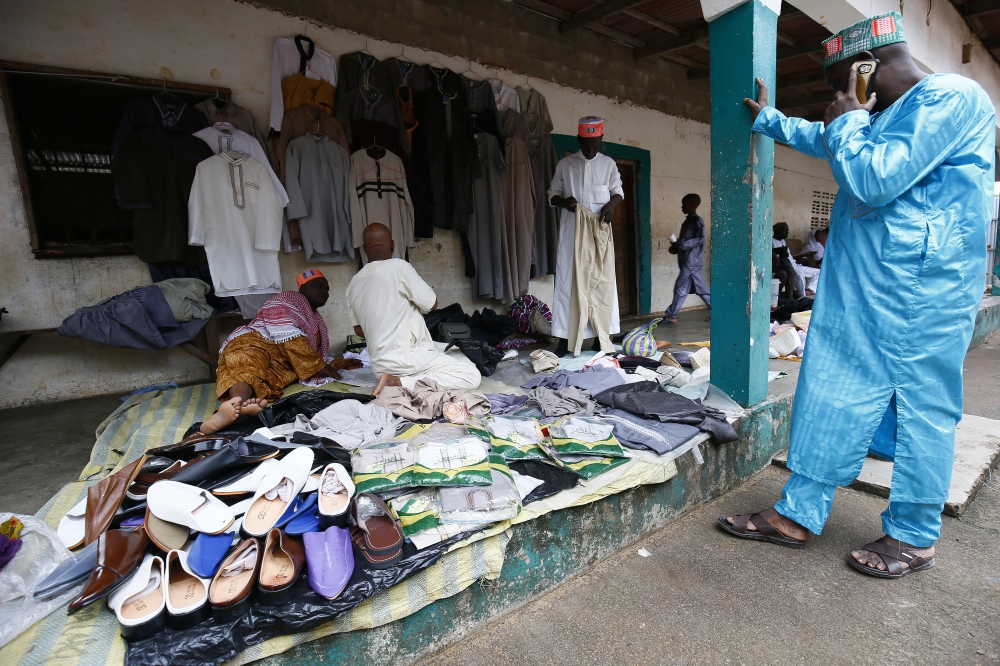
xmin=125 ymin=530 xmax=480 ymax=666
xmin=508 ymin=459 xmax=580 ymax=503
xmin=445 ymin=338 xmax=505 ymax=377
xmin=469 ymin=308 xmax=518 ymax=346
xmin=183 ymin=390 xmax=375 ymax=441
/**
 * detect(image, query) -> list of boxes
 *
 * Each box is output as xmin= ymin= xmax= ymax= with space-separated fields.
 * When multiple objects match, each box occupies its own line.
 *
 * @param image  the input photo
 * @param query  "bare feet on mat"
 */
xmin=373 ymin=373 xmax=402 ymax=396
xmin=234 ymin=398 xmax=268 ymax=423
xmin=200 ymin=397 xmax=242 ymax=434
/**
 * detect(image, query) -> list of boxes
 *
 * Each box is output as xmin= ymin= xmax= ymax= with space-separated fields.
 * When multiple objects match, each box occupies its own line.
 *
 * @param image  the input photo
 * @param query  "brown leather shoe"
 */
xmin=208 ymin=538 xmax=260 ymax=619
xmin=84 ymin=456 xmax=147 ymax=546
xmin=68 ymin=526 xmax=150 ymax=614
xmin=256 ymin=529 xmax=305 ymax=606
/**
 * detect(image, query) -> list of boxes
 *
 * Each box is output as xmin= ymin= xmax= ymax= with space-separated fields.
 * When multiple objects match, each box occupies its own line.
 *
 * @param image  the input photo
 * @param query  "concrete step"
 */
xmin=773 ymin=413 xmax=1000 ymax=516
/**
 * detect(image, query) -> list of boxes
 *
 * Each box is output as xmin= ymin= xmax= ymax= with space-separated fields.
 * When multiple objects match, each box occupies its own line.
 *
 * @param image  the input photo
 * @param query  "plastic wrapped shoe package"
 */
xmin=438 ymin=454 xmax=521 ymax=524
xmin=411 ymin=437 xmax=493 ymax=487
xmin=546 ymin=416 xmax=627 ymax=459
xmin=480 ymin=416 xmax=548 ymax=461
xmin=350 ymin=441 xmax=415 ymax=494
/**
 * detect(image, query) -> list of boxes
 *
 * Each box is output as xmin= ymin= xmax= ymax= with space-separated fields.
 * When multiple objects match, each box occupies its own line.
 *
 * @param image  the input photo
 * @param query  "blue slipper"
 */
xmin=187 ymin=531 xmax=234 ymax=578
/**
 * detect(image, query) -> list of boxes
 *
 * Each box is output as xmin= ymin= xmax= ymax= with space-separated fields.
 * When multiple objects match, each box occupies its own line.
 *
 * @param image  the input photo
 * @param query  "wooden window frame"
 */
xmin=0 ymin=60 xmax=230 ymax=258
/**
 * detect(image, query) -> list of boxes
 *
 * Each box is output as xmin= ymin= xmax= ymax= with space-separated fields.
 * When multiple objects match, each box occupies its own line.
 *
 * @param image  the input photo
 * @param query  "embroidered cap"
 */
xmin=296 ymin=269 xmax=326 ymax=288
xmin=578 ymin=116 xmax=605 ymax=138
xmin=822 ymin=11 xmax=906 ymax=67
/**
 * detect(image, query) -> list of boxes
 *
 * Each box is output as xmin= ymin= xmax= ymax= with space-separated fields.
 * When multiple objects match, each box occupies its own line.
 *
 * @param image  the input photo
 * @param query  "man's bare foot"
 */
xmin=373 ymin=373 xmax=402 ymax=396
xmin=201 ymin=397 xmax=241 ymax=434
xmin=724 ymin=507 xmax=809 ymax=542
xmin=851 ymin=537 xmax=935 ymax=573
xmin=233 ymin=398 xmax=268 ymax=424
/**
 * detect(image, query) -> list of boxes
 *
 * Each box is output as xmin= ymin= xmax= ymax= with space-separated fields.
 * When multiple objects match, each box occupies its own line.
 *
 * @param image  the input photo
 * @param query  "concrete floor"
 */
xmin=419 ymin=336 xmax=1000 ymax=666
xmin=0 ymin=392 xmax=123 ymax=514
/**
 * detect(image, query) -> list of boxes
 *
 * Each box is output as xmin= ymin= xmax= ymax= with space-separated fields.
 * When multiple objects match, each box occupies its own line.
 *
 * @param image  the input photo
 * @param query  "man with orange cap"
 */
xmin=198 ymin=269 xmax=362 ymax=432
xmin=548 ymin=116 xmax=624 ymax=357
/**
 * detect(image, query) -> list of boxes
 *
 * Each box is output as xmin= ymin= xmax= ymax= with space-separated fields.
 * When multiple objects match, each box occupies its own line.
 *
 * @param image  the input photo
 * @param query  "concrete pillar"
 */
xmin=702 ymin=0 xmax=779 ymax=407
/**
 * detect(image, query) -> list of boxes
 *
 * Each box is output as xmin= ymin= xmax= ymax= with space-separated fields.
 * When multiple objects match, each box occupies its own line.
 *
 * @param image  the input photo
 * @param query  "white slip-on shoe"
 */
xmin=317 ymin=463 xmax=355 ymax=528
xmin=302 ymin=464 xmax=326 ymax=494
xmin=108 ymin=553 xmax=167 ymax=642
xmin=147 ymin=481 xmax=235 ymax=535
xmin=58 ymin=497 xmax=87 ymax=549
xmin=164 ymin=549 xmax=210 ymax=628
xmin=241 ymin=448 xmax=314 ymax=538
xmin=212 ymin=459 xmax=280 ymax=496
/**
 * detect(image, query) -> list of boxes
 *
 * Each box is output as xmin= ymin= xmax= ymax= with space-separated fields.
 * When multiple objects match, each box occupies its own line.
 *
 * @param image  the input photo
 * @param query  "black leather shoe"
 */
xmin=169 ymin=438 xmax=280 ymax=488
xmin=145 ymin=434 xmax=231 ymax=461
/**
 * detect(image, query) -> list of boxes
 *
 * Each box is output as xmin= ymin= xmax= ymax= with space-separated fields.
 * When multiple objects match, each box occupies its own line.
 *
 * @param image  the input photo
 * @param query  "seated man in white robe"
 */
xmin=348 ymin=223 xmax=481 ymax=395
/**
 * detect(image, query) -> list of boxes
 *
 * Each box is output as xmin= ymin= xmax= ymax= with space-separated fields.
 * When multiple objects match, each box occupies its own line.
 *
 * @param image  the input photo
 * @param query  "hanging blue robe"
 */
xmin=753 ymin=73 xmax=995 ymax=508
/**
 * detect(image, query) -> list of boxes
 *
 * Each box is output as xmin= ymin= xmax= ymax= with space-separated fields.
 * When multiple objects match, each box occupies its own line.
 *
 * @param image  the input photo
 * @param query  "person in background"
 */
xmin=797 ymin=227 xmax=828 ymax=268
xmin=772 ymin=222 xmax=803 ymax=302
xmin=664 ymin=193 xmax=711 ymax=324
xmin=199 ymin=269 xmax=362 ymax=434
xmin=721 ymin=11 xmax=995 ymax=578
xmin=347 ymin=223 xmax=481 ymax=395
xmin=548 ymin=116 xmax=624 ymax=357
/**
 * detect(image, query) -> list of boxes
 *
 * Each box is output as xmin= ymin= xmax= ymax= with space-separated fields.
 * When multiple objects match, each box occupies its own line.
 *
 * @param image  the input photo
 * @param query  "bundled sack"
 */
xmin=621 ymin=318 xmax=663 ymax=357
xmin=351 ymin=441 xmax=415 ymax=494
xmin=547 ymin=416 xmax=627 ymax=458
xmin=411 ymin=436 xmax=493 ymax=487
xmin=445 ymin=338 xmax=505 ymax=377
xmin=479 ymin=416 xmax=548 ymax=461
xmin=439 ymin=454 xmax=521 ymax=524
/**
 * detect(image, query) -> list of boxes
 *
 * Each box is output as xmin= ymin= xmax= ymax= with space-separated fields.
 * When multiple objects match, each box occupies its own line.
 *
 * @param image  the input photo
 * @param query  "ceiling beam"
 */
xmin=634 ymin=29 xmax=710 ymax=60
xmin=777 ymin=72 xmax=827 ymax=88
xmin=558 ymin=0 xmax=648 ymax=35
xmin=622 ymin=8 xmax=683 ymax=36
xmin=779 ymin=92 xmax=834 ymax=108
xmin=958 ymin=0 xmax=1000 ymax=17
xmin=688 ymin=43 xmax=824 ymax=79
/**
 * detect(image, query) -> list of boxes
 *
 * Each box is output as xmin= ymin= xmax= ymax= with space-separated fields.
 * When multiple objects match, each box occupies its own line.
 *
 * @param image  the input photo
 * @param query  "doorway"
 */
xmin=612 ymin=160 xmax=638 ymax=317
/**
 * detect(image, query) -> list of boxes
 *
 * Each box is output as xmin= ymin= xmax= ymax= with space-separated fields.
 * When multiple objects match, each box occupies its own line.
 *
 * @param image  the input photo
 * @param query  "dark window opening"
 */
xmin=0 ymin=61 xmax=229 ymax=258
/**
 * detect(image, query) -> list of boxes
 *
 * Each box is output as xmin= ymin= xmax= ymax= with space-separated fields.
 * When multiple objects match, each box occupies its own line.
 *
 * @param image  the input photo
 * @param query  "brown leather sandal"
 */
xmin=717 ymin=510 xmax=807 ymax=549
xmin=847 ymin=535 xmax=935 ymax=579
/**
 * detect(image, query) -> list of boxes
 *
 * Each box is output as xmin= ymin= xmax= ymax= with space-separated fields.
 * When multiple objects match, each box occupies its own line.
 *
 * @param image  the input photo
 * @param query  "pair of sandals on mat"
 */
xmin=719 ymin=508 xmax=935 ymax=579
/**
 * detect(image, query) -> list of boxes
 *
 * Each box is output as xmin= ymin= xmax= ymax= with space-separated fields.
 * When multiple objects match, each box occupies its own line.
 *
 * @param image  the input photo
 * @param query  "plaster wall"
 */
xmin=0 ymin=0 xmax=830 ymax=408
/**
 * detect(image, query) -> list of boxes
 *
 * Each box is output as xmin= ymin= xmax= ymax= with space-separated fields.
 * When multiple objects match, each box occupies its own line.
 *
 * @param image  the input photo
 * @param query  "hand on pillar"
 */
xmin=823 ymin=66 xmax=877 ymax=127
xmin=743 ymin=77 xmax=769 ymax=122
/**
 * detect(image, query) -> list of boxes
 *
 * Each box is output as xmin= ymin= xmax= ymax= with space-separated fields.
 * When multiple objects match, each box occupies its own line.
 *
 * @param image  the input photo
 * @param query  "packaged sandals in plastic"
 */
xmin=351 ymin=440 xmax=415 ymax=494
xmin=411 ymin=436 xmax=493 ymax=487
xmin=541 ymin=446 xmax=632 ymax=480
xmin=439 ymin=454 xmax=521 ymax=524
xmin=483 ymin=416 xmax=548 ymax=461
xmin=547 ymin=416 xmax=627 ymax=459
xmin=389 ymin=489 xmax=442 ymax=537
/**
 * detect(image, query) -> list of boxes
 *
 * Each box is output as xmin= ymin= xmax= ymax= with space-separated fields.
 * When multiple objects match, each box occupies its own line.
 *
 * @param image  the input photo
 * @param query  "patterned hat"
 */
xmin=822 ymin=11 xmax=906 ymax=67
xmin=578 ymin=116 xmax=604 ymax=137
xmin=296 ymin=269 xmax=326 ymax=287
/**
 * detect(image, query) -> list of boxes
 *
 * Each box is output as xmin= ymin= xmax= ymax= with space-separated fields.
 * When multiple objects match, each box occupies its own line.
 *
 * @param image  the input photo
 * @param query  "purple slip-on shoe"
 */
xmin=303 ymin=526 xmax=354 ymax=600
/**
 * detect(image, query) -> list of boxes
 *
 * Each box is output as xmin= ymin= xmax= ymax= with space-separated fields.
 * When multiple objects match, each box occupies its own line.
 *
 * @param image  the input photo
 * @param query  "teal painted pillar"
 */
xmin=707 ymin=0 xmax=777 ymax=407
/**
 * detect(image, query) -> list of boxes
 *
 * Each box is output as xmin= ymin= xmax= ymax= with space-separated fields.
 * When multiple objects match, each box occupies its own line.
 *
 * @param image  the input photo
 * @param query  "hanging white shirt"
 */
xmin=547 ymin=151 xmax=624 ymax=339
xmin=270 ymin=37 xmax=338 ymax=132
xmin=346 ymin=258 xmax=441 ymax=378
xmin=489 ymin=79 xmax=520 ymax=112
xmin=193 ymin=123 xmax=289 ymax=207
xmin=189 ymin=152 xmax=283 ymax=296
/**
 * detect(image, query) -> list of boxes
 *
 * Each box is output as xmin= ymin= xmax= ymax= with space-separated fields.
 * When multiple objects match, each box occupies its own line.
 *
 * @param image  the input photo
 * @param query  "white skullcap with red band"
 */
xmin=578 ymin=116 xmax=604 ymax=138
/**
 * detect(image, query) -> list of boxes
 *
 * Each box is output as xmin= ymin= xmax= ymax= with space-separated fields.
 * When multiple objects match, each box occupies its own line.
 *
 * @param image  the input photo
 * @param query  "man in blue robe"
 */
xmin=719 ymin=11 xmax=995 ymax=578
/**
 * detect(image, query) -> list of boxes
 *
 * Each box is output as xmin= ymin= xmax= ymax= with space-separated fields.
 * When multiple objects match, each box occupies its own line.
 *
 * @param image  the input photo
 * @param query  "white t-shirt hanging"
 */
xmin=193 ymin=123 xmax=289 ymax=207
xmin=270 ymin=36 xmax=338 ymax=132
xmin=189 ymin=152 xmax=283 ymax=297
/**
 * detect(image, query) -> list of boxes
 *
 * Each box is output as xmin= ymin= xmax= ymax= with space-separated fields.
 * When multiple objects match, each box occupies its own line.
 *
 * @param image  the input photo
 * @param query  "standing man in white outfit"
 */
xmin=547 ymin=117 xmax=624 ymax=358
